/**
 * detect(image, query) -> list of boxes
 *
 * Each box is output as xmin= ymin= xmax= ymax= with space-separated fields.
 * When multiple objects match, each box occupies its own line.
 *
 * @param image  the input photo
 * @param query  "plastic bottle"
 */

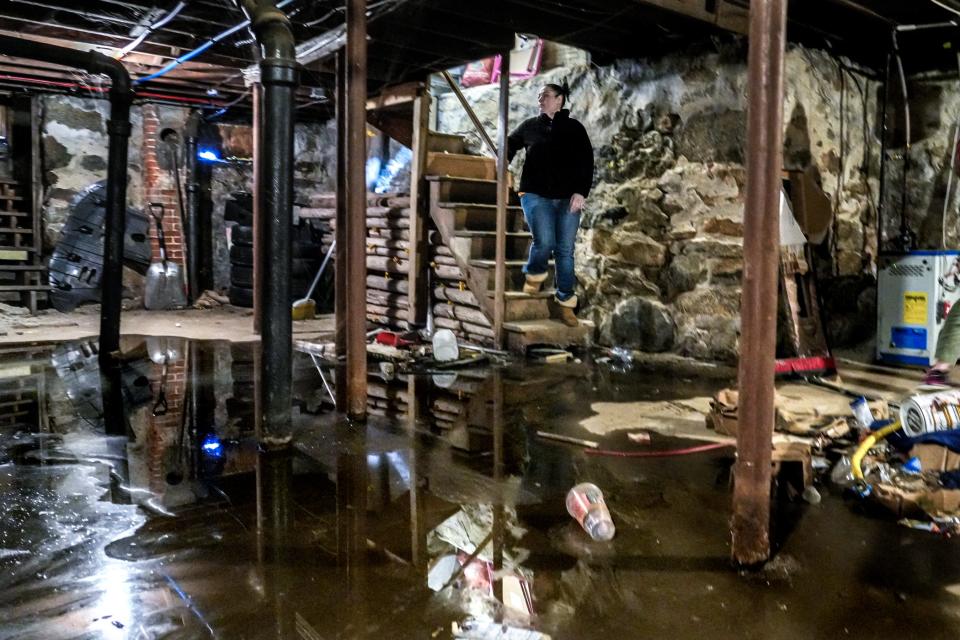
xmin=565 ymin=482 xmax=616 ymax=541
xmin=432 ymin=329 xmax=459 ymax=362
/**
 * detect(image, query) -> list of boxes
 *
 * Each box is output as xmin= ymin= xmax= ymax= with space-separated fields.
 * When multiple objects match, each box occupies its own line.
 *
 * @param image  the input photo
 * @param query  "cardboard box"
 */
xmin=708 ymin=388 xmax=739 ymax=436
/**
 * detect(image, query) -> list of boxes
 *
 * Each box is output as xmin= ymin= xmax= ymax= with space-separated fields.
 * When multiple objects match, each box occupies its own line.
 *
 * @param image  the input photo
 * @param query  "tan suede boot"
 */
xmin=552 ymin=294 xmax=579 ymax=327
xmin=523 ymin=272 xmax=548 ymax=295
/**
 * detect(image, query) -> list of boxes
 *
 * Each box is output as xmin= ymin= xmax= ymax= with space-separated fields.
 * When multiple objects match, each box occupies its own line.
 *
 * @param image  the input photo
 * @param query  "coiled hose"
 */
xmin=851 ymin=420 xmax=903 ymax=490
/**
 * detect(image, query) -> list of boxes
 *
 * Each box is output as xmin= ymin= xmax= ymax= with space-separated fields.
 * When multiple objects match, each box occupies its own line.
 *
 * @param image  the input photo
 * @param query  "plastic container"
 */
xmin=432 ymin=329 xmax=459 ymax=362
xmin=565 ymin=482 xmax=616 ymax=541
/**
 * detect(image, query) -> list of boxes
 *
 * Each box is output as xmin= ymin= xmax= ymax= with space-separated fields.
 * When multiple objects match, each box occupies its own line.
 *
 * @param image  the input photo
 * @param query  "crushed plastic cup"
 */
xmin=801 ymin=485 xmax=822 ymax=505
xmin=849 ymin=396 xmax=874 ymax=429
xmin=566 ymin=482 xmax=616 ymax=541
xmin=830 ymin=455 xmax=854 ymax=487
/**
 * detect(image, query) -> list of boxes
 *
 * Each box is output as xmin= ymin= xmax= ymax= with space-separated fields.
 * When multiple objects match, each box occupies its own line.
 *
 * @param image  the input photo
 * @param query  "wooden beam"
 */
xmin=494 ymin=49 xmax=509 ymax=349
xmin=406 ymin=89 xmax=431 ymax=329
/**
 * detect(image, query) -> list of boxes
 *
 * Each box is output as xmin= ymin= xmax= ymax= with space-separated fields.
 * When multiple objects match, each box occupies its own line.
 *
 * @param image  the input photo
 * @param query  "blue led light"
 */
xmin=198 ymin=149 xmax=222 ymax=162
xmin=201 ymin=434 xmax=223 ymax=457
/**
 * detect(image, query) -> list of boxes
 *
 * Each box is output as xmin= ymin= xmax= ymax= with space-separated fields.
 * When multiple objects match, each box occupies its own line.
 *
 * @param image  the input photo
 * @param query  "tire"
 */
xmin=233 ymin=225 xmax=253 ymax=247
xmin=231 ymin=265 xmax=253 ymax=288
xmin=228 ymin=285 xmax=253 ymax=307
xmin=230 ymin=243 xmax=325 ymax=266
xmin=230 ymin=244 xmax=253 ymax=266
xmin=225 ymin=200 xmax=253 ymax=225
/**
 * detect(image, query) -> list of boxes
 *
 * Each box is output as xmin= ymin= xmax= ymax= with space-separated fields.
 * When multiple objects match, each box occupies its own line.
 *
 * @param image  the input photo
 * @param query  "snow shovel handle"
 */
xmin=304 ymin=239 xmax=336 ymax=301
xmin=149 ymin=202 xmax=168 ymax=265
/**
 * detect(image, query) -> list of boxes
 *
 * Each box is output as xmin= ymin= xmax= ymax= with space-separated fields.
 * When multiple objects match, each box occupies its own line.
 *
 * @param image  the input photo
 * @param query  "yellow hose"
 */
xmin=851 ymin=420 xmax=902 ymax=483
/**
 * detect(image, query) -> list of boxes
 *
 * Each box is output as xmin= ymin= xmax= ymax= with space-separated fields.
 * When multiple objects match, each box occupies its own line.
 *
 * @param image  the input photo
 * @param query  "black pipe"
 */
xmin=236 ymin=1 xmax=298 ymax=436
xmin=877 ymin=52 xmax=891 ymax=253
xmin=184 ymin=111 xmax=202 ymax=300
xmin=0 ymin=36 xmax=133 ymax=362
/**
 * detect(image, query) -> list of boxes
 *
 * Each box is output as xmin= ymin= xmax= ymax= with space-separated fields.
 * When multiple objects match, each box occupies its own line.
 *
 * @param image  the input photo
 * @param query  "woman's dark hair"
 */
xmin=543 ymin=82 xmax=570 ymax=108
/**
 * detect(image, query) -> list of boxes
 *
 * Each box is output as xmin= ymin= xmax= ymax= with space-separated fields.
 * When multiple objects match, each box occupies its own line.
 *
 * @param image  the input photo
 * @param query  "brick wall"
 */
xmin=142 ymin=103 xmax=184 ymax=264
xmin=146 ymin=356 xmax=188 ymax=493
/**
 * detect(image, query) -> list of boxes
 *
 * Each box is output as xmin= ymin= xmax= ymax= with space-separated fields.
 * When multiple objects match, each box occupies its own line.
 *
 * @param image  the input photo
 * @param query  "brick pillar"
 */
xmin=142 ymin=103 xmax=184 ymax=264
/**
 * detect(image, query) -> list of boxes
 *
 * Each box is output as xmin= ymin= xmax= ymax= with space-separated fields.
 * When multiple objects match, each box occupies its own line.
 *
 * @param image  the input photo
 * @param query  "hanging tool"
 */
xmin=160 ymin=127 xmax=192 ymax=302
xmin=292 ymin=239 xmax=336 ymax=320
xmin=144 ymin=202 xmax=188 ymax=310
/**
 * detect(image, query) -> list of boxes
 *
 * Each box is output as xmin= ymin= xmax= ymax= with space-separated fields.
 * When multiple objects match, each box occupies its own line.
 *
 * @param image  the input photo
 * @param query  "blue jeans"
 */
xmin=520 ymin=193 xmax=580 ymax=302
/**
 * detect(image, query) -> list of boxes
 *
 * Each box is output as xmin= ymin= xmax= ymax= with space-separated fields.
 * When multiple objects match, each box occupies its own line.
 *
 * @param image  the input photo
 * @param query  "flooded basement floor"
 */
xmin=1 ymin=337 xmax=960 ymax=639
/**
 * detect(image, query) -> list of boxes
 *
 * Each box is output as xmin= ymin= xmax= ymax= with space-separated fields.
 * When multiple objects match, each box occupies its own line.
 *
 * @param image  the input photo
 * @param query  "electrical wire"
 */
xmin=929 ymin=0 xmax=960 ymax=19
xmin=134 ymin=0 xmax=296 ymax=85
xmin=115 ymin=1 xmax=187 ymax=60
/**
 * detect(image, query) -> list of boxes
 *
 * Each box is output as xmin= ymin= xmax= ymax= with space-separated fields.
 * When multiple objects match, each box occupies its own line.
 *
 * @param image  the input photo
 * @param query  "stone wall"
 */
xmin=38 ymin=95 xmax=337 ymax=296
xmin=436 ymin=41 xmax=882 ymax=362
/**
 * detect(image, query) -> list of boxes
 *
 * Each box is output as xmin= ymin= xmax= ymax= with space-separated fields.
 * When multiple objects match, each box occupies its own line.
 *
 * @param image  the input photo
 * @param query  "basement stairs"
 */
xmin=422 ymin=131 xmax=592 ymax=352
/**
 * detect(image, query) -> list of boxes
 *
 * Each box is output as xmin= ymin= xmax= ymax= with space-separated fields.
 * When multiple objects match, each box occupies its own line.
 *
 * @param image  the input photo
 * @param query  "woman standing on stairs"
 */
xmin=507 ymin=82 xmax=594 ymax=327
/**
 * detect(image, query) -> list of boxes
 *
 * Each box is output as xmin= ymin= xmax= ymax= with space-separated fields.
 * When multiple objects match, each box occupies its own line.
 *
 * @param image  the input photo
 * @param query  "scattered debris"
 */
xmin=536 ymin=431 xmax=599 ymax=449
xmin=452 ymin=619 xmax=550 ymax=640
xmin=627 ymin=432 xmax=651 ymax=445
xmin=529 ymin=347 xmax=572 ymax=364
xmin=193 ymin=289 xmax=229 ymax=309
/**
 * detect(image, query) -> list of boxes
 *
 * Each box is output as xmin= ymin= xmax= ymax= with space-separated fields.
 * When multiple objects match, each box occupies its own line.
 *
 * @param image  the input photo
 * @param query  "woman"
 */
xmin=507 ymin=83 xmax=594 ymax=327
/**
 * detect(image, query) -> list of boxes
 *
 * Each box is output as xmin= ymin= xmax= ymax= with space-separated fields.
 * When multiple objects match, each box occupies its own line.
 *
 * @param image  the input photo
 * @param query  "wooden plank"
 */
xmin=406 ymin=89 xmax=431 ymax=329
xmin=366 ymin=274 xmax=409 ymax=294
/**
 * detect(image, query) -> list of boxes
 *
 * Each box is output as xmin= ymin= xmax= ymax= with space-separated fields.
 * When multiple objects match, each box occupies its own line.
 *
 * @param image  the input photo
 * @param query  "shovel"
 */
xmin=292 ymin=239 xmax=335 ymax=321
xmin=144 ymin=202 xmax=188 ymax=310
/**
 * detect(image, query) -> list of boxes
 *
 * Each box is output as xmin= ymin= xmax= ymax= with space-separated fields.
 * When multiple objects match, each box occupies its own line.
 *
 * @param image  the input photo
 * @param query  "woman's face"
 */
xmin=537 ymin=87 xmax=564 ymax=117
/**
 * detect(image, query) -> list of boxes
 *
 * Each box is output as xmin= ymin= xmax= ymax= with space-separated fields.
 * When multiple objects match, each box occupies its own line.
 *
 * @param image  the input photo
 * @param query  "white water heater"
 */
xmin=877 ymin=251 xmax=960 ymax=367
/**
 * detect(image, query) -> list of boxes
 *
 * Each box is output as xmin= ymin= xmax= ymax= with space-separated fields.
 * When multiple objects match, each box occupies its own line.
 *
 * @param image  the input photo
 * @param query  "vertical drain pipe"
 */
xmin=731 ymin=0 xmax=788 ymax=566
xmin=237 ymin=1 xmax=298 ymax=436
xmin=184 ymin=110 xmax=202 ymax=301
xmin=345 ymin=0 xmax=368 ymax=420
xmin=335 ymin=50 xmax=348 ymax=409
xmin=0 ymin=36 xmax=132 ymax=363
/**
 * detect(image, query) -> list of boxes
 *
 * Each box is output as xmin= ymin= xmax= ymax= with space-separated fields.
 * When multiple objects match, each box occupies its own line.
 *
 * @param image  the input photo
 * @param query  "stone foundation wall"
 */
xmin=436 ymin=41 xmax=882 ymax=362
xmin=37 ymin=96 xmax=337 ymax=297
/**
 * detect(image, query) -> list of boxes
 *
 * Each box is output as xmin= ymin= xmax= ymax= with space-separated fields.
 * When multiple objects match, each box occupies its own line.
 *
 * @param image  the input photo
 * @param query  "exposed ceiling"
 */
xmin=0 ymin=0 xmax=958 ymax=121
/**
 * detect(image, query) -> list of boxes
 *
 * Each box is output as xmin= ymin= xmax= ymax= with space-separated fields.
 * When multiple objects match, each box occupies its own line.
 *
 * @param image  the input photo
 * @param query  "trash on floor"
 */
xmin=452 ymin=618 xmax=551 ymax=640
xmin=566 ymin=482 xmax=615 ymax=541
xmin=536 ymin=431 xmax=599 ymax=449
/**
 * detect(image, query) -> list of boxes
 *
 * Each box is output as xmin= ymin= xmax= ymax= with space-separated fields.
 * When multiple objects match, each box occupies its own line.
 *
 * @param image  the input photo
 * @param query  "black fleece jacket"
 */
xmin=507 ymin=109 xmax=594 ymax=199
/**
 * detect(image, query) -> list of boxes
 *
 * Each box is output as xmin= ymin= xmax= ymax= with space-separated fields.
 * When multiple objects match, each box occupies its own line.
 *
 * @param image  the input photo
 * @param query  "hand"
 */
xmin=569 ymin=193 xmax=585 ymax=213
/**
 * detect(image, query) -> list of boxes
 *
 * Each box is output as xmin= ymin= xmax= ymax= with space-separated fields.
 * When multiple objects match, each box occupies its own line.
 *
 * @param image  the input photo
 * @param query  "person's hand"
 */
xmin=569 ymin=193 xmax=585 ymax=213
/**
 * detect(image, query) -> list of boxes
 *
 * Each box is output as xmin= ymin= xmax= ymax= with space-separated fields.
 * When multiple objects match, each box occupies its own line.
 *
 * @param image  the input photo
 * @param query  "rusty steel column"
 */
xmin=494 ymin=49 xmax=510 ymax=349
xmin=335 ymin=50 xmax=348 ymax=409
xmin=345 ymin=0 xmax=368 ymax=420
xmin=732 ymin=0 xmax=788 ymax=566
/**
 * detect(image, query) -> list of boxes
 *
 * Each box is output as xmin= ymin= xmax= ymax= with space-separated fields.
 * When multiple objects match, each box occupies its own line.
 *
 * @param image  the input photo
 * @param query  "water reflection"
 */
xmin=4 ymin=338 xmax=960 ymax=639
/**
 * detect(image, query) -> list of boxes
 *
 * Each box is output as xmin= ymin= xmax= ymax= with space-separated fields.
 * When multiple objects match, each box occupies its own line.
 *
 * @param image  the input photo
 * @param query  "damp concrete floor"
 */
xmin=0 ymin=330 xmax=958 ymax=639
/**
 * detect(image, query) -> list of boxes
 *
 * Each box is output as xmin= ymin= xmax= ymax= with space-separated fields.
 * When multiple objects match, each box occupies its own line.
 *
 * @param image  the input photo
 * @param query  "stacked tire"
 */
xmin=226 ymin=193 xmax=255 ymax=307
xmin=225 ymin=193 xmax=334 ymax=310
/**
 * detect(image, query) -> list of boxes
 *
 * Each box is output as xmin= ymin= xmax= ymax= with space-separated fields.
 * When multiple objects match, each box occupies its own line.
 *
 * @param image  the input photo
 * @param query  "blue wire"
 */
xmin=134 ymin=0 xmax=296 ymax=85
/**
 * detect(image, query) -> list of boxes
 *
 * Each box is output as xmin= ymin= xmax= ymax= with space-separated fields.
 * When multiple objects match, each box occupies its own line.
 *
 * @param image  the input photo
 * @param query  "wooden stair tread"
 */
xmin=0 ymin=228 xmax=35 ymax=233
xmin=488 ymin=290 xmax=554 ymax=299
xmin=425 ymin=175 xmax=499 ymax=184
xmin=0 ymin=285 xmax=53 ymax=292
xmin=0 ymin=212 xmax=30 ymax=218
xmin=452 ymin=229 xmax=530 ymax=237
xmin=469 ymin=258 xmax=550 ymax=267
xmin=0 ymin=265 xmax=47 ymax=271
xmin=437 ymin=202 xmax=522 ymax=211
